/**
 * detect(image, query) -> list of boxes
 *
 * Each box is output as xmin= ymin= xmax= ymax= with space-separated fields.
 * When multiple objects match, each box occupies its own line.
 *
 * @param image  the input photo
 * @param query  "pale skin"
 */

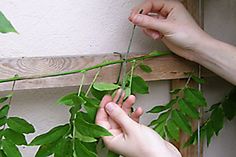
xmin=96 ymin=0 xmax=236 ymax=156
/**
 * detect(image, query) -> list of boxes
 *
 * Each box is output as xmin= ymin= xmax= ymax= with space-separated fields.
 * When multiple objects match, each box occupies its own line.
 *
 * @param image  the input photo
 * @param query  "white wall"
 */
xmin=0 ymin=0 xmax=236 ymax=157
xmin=0 ymin=0 xmax=166 ymax=58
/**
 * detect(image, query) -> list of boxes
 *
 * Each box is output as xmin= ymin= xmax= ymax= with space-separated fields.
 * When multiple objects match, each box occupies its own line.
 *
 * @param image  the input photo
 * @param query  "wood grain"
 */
xmin=0 ymin=53 xmax=213 ymax=91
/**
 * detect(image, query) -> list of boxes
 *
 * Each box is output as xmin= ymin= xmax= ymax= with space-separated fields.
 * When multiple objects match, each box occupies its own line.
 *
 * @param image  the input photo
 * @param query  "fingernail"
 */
xmin=133 ymin=14 xmax=142 ymax=23
xmin=106 ymin=102 xmax=115 ymax=113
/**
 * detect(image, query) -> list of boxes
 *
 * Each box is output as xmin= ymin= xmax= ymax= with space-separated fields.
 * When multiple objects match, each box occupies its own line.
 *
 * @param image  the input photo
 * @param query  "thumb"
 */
xmin=131 ymin=14 xmax=171 ymax=34
xmin=105 ymin=102 xmax=136 ymax=133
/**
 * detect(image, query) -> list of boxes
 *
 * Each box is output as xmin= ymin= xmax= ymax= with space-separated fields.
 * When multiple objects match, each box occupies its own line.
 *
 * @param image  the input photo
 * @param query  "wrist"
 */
xmin=191 ymin=31 xmax=217 ymax=62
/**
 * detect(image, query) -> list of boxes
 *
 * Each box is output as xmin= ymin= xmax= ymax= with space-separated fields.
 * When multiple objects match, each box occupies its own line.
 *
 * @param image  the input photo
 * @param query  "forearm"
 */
xmin=192 ymin=35 xmax=236 ymax=85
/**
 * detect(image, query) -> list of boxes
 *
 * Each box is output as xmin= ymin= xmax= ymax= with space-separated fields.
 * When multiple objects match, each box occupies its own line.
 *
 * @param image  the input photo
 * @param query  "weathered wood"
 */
xmin=0 ymin=53 xmax=212 ymax=91
xmin=173 ymin=0 xmax=204 ymax=157
xmin=171 ymin=79 xmax=199 ymax=157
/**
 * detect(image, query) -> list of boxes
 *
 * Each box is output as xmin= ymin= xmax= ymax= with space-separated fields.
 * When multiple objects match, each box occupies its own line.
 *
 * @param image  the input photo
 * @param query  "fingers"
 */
xmin=131 ymin=107 xmax=143 ymax=123
xmin=113 ymin=89 xmax=125 ymax=106
xmin=130 ymin=0 xmax=152 ymax=19
xmin=122 ymin=95 xmax=136 ymax=114
xmin=143 ymin=28 xmax=161 ymax=40
xmin=130 ymin=0 xmax=180 ymax=19
xmin=105 ymin=102 xmax=136 ymax=134
xmin=131 ymin=14 xmax=171 ymax=34
xmin=96 ymin=95 xmax=112 ymax=129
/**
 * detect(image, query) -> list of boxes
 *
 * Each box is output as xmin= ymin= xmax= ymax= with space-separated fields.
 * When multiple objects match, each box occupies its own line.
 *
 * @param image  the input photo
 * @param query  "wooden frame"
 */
xmin=0 ymin=54 xmax=212 ymax=91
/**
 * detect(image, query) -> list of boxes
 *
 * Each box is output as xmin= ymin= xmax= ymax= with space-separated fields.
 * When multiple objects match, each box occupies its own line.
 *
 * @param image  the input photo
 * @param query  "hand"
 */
xmin=129 ymin=0 xmax=211 ymax=61
xmin=96 ymin=89 xmax=182 ymax=157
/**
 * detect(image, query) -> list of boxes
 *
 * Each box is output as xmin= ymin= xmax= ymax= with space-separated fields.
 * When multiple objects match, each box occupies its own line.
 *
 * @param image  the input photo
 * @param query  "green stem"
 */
xmin=129 ymin=60 xmax=136 ymax=88
xmin=0 ymin=51 xmax=172 ymax=84
xmin=85 ymin=68 xmax=101 ymax=96
xmin=77 ymin=72 xmax=86 ymax=96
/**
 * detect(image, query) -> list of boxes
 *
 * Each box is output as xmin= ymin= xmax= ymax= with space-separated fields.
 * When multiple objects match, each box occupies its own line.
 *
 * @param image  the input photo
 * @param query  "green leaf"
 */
xmin=184 ymin=88 xmax=207 ymax=107
xmin=93 ymin=83 xmax=120 ymax=91
xmin=148 ymin=111 xmax=170 ymax=127
xmin=75 ymin=131 xmax=97 ymax=143
xmin=30 ymin=124 xmax=70 ymax=145
xmin=154 ymin=121 xmax=166 ymax=138
xmin=57 ymin=93 xmax=85 ymax=106
xmin=222 ymin=97 xmax=236 ymax=121
xmin=205 ymin=121 xmax=214 ymax=146
xmin=7 ymin=117 xmax=35 ymax=134
xmin=0 ymin=117 xmax=7 ymax=127
xmin=3 ymin=129 xmax=27 ymax=145
xmin=131 ymin=75 xmax=149 ymax=94
xmin=91 ymin=86 xmax=108 ymax=100
xmin=166 ymin=119 xmax=179 ymax=141
xmin=75 ymin=139 xmax=97 ymax=157
xmin=147 ymin=106 xmax=168 ymax=113
xmin=191 ymin=75 xmax=206 ymax=84
xmin=0 ymin=105 xmax=10 ymax=119
xmin=139 ymin=63 xmax=152 ymax=73
xmin=0 ymin=12 xmax=17 ymax=33
xmin=81 ymin=95 xmax=99 ymax=108
xmin=147 ymin=99 xmax=176 ymax=113
xmin=148 ymin=50 xmax=172 ymax=57
xmin=82 ymin=142 xmax=97 ymax=154
xmin=83 ymin=106 xmax=98 ymax=123
xmin=75 ymin=113 xmax=112 ymax=138
xmin=54 ymin=138 xmax=73 ymax=157
xmin=0 ymin=94 xmax=13 ymax=104
xmin=210 ymin=107 xmax=224 ymax=135
xmin=172 ymin=110 xmax=192 ymax=135
xmin=0 ymin=150 xmax=7 ymax=157
xmin=108 ymin=151 xmax=119 ymax=157
xmin=148 ymin=119 xmax=159 ymax=127
xmin=35 ymin=142 xmax=56 ymax=157
xmin=2 ymin=139 xmax=22 ymax=157
xmin=178 ymin=99 xmax=200 ymax=119
xmin=208 ymin=103 xmax=221 ymax=112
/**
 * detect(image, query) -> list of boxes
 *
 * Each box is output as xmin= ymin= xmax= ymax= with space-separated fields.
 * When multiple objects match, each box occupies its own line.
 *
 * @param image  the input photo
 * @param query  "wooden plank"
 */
xmin=171 ymin=80 xmax=199 ymax=157
xmin=0 ymin=53 xmax=213 ymax=91
xmin=172 ymin=0 xmax=204 ymax=157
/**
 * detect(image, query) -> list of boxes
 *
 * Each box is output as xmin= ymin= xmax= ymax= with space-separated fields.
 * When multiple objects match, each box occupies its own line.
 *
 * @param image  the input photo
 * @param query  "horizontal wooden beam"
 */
xmin=0 ymin=53 xmax=213 ymax=91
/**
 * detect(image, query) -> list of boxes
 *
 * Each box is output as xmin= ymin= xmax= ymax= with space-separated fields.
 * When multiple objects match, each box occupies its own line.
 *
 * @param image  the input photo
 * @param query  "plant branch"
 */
xmin=78 ymin=72 xmax=86 ymax=96
xmin=85 ymin=68 xmax=101 ymax=96
xmin=0 ymin=51 xmax=172 ymax=84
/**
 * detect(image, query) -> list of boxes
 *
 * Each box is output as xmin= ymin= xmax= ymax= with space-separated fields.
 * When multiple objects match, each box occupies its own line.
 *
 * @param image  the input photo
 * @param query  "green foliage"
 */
xmin=139 ymin=63 xmax=152 ymax=73
xmin=0 ymin=11 xmax=17 ymax=33
xmin=2 ymin=139 xmax=22 ymax=157
xmin=75 ymin=113 xmax=112 ymax=138
xmin=7 ymin=117 xmax=35 ymax=134
xmin=0 ymin=46 xmax=235 ymax=156
xmin=93 ymin=83 xmax=120 ymax=91
xmin=131 ymin=75 xmax=149 ymax=94
xmin=186 ymin=86 xmax=236 ymax=147
xmin=32 ymin=86 xmax=114 ymax=156
xmin=30 ymin=124 xmax=70 ymax=146
xmin=147 ymin=73 xmax=206 ymax=142
xmin=0 ymin=94 xmax=35 ymax=157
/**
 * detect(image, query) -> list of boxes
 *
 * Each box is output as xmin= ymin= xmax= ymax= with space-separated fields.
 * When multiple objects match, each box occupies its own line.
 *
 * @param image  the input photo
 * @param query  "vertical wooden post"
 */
xmin=171 ymin=0 xmax=204 ymax=157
